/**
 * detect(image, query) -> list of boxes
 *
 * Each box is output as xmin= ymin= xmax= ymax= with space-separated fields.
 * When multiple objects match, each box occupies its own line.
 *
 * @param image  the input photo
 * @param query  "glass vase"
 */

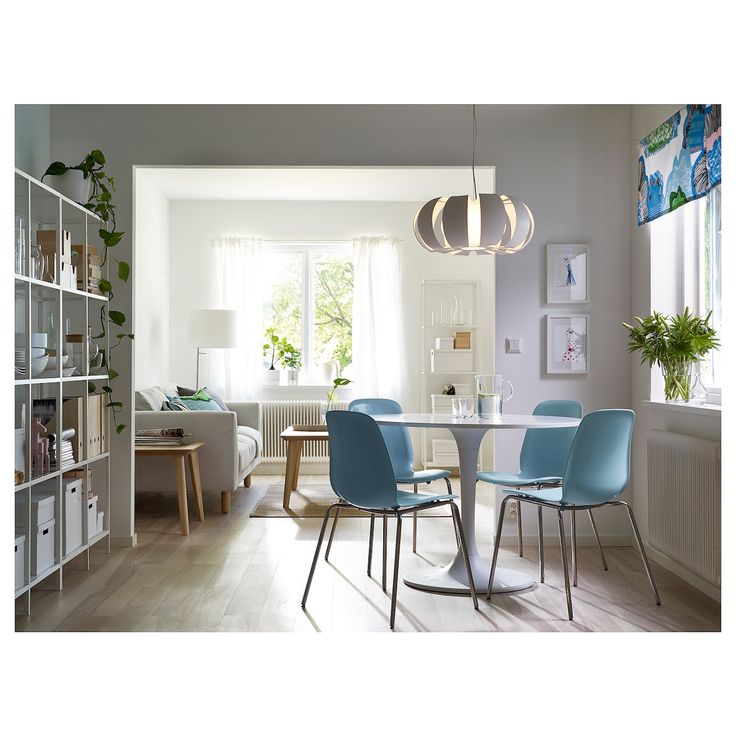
xmin=662 ymin=362 xmax=693 ymax=402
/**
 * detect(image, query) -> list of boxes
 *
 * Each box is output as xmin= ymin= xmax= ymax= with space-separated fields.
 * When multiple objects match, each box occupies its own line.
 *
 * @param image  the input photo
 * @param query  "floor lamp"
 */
xmin=188 ymin=309 xmax=238 ymax=389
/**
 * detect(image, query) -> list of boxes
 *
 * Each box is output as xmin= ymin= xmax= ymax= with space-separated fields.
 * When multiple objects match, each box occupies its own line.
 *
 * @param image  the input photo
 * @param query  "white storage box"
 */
xmin=32 ymin=518 xmax=55 ymax=576
xmin=31 ymin=492 xmax=55 ymax=527
xmin=87 ymin=496 xmax=98 ymax=539
xmin=63 ymin=478 xmax=84 ymax=554
xmin=452 ymin=382 xmax=470 ymax=395
xmin=15 ymin=531 xmax=26 ymax=590
xmin=434 ymin=336 xmax=454 ymax=350
xmin=97 ymin=511 xmax=105 ymax=534
xmin=431 ymin=394 xmax=474 ymax=414
xmin=432 ymin=439 xmax=460 ymax=465
xmin=430 ymin=349 xmax=473 ymax=373
xmin=432 ymin=454 xmax=460 ymax=466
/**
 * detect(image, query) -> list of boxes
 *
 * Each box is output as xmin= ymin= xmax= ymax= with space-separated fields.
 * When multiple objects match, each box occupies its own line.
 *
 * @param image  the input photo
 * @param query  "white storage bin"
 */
xmin=431 ymin=394 xmax=474 ymax=414
xmin=434 ymin=336 xmax=454 ymax=350
xmin=15 ymin=531 xmax=26 ymax=590
xmin=430 ymin=349 xmax=473 ymax=373
xmin=452 ymin=383 xmax=470 ymax=395
xmin=432 ymin=453 xmax=460 ymax=466
xmin=63 ymin=478 xmax=84 ymax=554
xmin=31 ymin=492 xmax=55 ymax=527
xmin=431 ymin=439 xmax=459 ymax=465
xmin=32 ymin=518 xmax=55 ymax=576
xmin=97 ymin=511 xmax=105 ymax=534
xmin=87 ymin=496 xmax=98 ymax=539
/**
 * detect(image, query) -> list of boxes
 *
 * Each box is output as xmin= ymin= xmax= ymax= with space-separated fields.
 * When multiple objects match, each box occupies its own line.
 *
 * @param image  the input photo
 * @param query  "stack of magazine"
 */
xmin=135 ymin=427 xmax=188 ymax=446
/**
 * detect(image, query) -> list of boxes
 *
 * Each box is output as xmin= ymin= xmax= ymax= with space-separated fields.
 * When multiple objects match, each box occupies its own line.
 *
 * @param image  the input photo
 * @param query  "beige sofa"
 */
xmin=135 ymin=387 xmax=262 ymax=513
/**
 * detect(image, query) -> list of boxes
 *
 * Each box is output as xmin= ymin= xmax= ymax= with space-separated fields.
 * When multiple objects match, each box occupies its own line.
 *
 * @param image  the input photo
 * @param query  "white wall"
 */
xmin=133 ymin=173 xmax=170 ymax=388
xmin=630 ymin=105 xmax=721 ymax=597
xmin=167 ymin=199 xmax=494 ymax=414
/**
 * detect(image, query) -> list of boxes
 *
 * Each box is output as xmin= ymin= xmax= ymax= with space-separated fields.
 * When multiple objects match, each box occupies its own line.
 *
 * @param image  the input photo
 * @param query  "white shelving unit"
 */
xmin=14 ymin=168 xmax=111 ymax=615
xmin=419 ymin=279 xmax=484 ymax=471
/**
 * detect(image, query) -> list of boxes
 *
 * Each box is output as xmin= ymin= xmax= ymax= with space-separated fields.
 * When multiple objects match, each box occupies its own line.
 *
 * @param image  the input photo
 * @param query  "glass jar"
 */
xmin=87 ymin=326 xmax=103 ymax=374
xmin=67 ymin=334 xmax=84 ymax=376
xmin=662 ymin=362 xmax=692 ymax=402
xmin=15 ymin=213 xmax=26 ymax=275
xmin=30 ymin=243 xmax=43 ymax=280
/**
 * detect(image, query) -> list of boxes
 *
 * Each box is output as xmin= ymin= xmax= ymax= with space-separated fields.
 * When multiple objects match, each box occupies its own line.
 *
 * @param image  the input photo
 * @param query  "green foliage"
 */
xmin=313 ymin=255 xmax=353 ymax=370
xmin=622 ymin=308 xmax=720 ymax=369
xmin=262 ymin=327 xmax=281 ymax=369
xmin=278 ymin=341 xmax=302 ymax=370
xmin=326 ymin=376 xmax=352 ymax=403
xmin=42 ymin=150 xmax=132 ymax=433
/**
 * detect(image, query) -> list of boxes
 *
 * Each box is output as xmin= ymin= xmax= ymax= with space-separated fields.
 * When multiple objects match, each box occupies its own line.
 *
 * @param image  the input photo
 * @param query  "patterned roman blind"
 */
xmin=637 ymin=104 xmax=721 ymax=226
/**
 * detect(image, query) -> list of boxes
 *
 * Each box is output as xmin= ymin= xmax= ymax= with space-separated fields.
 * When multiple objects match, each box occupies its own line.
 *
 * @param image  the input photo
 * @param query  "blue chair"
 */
xmin=477 ymin=400 xmax=591 ymax=582
xmin=487 ymin=409 xmax=661 ymax=620
xmin=347 ymin=398 xmax=453 ymax=554
xmin=301 ymin=410 xmax=478 ymax=630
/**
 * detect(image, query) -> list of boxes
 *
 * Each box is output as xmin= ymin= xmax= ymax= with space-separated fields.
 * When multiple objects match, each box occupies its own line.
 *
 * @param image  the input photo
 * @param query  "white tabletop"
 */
xmin=372 ymin=412 xmax=581 ymax=430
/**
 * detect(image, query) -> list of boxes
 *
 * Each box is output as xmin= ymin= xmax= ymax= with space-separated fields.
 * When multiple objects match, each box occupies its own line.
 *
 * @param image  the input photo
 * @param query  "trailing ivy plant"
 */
xmin=43 ymin=150 xmax=133 ymax=434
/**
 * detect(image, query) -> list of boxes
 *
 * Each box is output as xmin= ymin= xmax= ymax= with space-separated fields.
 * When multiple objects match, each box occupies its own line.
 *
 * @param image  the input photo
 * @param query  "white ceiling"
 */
xmin=134 ymin=166 xmax=496 ymax=202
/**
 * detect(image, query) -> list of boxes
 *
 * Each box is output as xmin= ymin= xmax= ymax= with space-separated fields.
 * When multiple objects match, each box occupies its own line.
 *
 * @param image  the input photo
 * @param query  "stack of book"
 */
xmin=72 ymin=244 xmax=105 ymax=295
xmin=135 ymin=427 xmax=188 ymax=446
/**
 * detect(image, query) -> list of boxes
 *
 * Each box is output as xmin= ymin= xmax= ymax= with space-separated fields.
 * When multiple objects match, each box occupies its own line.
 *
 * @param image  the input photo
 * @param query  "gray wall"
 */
xmin=15 ymin=105 xmax=50 ymax=179
xmin=44 ymin=103 xmax=634 ymax=543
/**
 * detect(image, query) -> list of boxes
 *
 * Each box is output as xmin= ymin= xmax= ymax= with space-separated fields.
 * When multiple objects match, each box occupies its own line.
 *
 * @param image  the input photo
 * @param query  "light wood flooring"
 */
xmin=15 ymin=475 xmax=720 ymax=632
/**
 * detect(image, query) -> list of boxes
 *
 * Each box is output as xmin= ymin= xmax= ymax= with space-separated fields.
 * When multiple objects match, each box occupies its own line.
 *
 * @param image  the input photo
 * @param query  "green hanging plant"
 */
xmin=43 ymin=150 xmax=132 ymax=434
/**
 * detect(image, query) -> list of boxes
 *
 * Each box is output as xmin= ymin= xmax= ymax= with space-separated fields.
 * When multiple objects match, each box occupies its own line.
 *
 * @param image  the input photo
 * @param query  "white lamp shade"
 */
xmin=188 ymin=309 xmax=238 ymax=348
xmin=414 ymin=193 xmax=535 ymax=255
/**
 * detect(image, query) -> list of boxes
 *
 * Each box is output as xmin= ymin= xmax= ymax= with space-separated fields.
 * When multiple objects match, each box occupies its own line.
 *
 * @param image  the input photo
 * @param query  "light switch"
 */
xmin=505 ymin=338 xmax=522 ymax=354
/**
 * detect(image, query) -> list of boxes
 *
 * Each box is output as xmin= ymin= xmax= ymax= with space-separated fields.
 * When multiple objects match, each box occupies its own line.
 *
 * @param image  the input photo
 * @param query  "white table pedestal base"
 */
xmin=403 ymin=552 xmax=533 ymax=595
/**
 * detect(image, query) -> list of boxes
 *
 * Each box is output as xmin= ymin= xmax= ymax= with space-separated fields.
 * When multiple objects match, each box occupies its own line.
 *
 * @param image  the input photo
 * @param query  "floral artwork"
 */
xmin=637 ymin=104 xmax=721 ymax=226
xmin=547 ymin=244 xmax=588 ymax=303
xmin=547 ymin=315 xmax=589 ymax=374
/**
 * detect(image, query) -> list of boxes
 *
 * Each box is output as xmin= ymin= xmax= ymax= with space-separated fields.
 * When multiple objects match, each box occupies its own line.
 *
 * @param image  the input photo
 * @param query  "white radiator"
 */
xmin=261 ymin=400 xmax=348 ymax=463
xmin=647 ymin=430 xmax=721 ymax=587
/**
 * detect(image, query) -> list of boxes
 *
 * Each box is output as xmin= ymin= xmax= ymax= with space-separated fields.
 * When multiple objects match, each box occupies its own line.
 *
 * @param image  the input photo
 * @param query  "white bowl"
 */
xmin=31 ymin=332 xmax=48 ymax=348
xmin=31 ymin=355 xmax=49 ymax=375
xmin=62 ymin=367 xmax=76 ymax=377
xmin=31 ymin=346 xmax=46 ymax=359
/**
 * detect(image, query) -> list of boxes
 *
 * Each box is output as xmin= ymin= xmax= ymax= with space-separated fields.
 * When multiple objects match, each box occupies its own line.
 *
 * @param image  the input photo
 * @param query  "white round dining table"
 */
xmin=371 ymin=413 xmax=581 ymax=595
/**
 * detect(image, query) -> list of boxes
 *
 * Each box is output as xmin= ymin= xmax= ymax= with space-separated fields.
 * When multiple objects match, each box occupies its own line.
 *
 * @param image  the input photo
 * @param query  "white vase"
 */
xmin=47 ymin=170 xmax=90 ymax=204
xmin=319 ymin=359 xmax=339 ymax=384
xmin=262 ymin=368 xmax=280 ymax=385
xmin=286 ymin=369 xmax=299 ymax=386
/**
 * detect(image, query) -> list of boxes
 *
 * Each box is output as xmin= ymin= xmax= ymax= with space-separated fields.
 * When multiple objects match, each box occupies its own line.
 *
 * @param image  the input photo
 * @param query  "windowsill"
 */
xmin=643 ymin=399 xmax=721 ymax=417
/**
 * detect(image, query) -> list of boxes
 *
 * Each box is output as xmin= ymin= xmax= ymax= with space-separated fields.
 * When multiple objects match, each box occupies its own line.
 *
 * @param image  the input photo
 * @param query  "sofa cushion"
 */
xmin=237 ymin=433 xmax=258 ymax=477
xmin=178 ymin=385 xmax=229 ymax=411
xmin=135 ymin=386 xmax=169 ymax=411
xmin=162 ymin=396 xmax=191 ymax=411
xmin=180 ymin=397 xmax=222 ymax=411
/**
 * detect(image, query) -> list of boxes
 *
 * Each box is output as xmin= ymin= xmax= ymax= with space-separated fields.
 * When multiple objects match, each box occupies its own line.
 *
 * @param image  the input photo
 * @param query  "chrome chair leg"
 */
xmin=516 ymin=500 xmax=523 ymax=557
xmin=390 ymin=515 xmax=403 ymax=630
xmin=487 ymin=495 xmax=511 ymax=600
xmin=325 ymin=506 xmax=341 ymax=561
xmin=445 ymin=477 xmax=461 ymax=549
xmin=450 ymin=503 xmax=478 ymax=609
xmin=537 ymin=505 xmax=545 ymax=583
xmin=588 ymin=509 xmax=608 ymax=571
xmin=412 ymin=483 xmax=418 ymax=553
xmin=556 ymin=508 xmax=574 ymax=620
xmin=382 ymin=515 xmax=388 ymax=592
xmin=615 ymin=500 xmax=661 ymax=605
xmin=302 ymin=503 xmax=341 ymax=609
xmin=571 ymin=509 xmax=577 ymax=587
xmin=367 ymin=514 xmax=375 ymax=576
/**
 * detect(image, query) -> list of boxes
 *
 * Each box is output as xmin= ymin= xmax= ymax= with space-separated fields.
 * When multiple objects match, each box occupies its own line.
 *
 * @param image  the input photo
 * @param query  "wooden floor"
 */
xmin=15 ymin=475 xmax=720 ymax=632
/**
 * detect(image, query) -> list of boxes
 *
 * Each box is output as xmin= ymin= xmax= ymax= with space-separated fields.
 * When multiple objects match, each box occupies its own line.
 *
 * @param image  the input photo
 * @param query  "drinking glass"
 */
xmin=451 ymin=396 xmax=474 ymax=419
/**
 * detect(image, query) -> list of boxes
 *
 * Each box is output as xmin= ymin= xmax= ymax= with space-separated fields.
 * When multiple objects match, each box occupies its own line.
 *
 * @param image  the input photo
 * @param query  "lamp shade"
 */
xmin=187 ymin=309 xmax=238 ymax=348
xmin=414 ymin=193 xmax=535 ymax=255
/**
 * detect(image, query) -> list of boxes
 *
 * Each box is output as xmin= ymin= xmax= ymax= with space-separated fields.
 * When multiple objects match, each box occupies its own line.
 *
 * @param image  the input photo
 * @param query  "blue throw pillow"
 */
xmin=178 ymin=397 xmax=222 ymax=411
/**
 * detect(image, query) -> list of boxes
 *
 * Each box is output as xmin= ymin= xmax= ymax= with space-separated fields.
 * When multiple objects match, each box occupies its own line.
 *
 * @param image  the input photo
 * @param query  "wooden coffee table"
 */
xmin=280 ymin=426 xmax=328 ymax=509
xmin=134 ymin=441 xmax=205 ymax=535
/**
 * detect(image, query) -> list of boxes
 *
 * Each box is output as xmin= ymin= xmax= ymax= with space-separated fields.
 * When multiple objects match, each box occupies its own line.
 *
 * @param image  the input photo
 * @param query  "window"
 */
xmin=262 ymin=243 xmax=353 ymax=381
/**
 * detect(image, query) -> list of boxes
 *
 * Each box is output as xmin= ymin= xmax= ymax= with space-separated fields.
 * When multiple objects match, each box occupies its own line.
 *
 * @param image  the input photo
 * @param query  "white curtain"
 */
xmin=352 ymin=236 xmax=408 ymax=405
xmin=209 ymin=237 xmax=263 ymax=400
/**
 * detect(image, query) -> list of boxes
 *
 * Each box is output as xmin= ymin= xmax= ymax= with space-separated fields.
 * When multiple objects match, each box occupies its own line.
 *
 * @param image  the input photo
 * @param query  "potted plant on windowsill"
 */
xmin=262 ymin=327 xmax=282 ymax=385
xmin=278 ymin=341 xmax=302 ymax=386
xmin=623 ymin=308 xmax=719 ymax=402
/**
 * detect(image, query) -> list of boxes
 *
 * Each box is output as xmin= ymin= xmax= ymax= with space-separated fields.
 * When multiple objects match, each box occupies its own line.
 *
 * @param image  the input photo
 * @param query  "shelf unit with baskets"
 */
xmin=419 ymin=279 xmax=486 ymax=471
xmin=14 ymin=168 xmax=112 ymax=615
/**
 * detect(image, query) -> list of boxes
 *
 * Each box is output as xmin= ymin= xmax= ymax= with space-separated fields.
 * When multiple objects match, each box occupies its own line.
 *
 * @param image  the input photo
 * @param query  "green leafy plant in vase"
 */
xmin=42 ymin=150 xmax=132 ymax=434
xmin=278 ymin=341 xmax=302 ymax=386
xmin=623 ymin=308 xmax=719 ymax=402
xmin=321 ymin=376 xmax=352 ymax=423
xmin=262 ymin=327 xmax=281 ymax=370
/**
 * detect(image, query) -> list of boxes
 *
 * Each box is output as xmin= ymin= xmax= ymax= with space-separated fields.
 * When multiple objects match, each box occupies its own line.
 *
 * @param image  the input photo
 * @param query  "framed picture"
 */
xmin=547 ymin=244 xmax=589 ymax=303
xmin=546 ymin=314 xmax=589 ymax=374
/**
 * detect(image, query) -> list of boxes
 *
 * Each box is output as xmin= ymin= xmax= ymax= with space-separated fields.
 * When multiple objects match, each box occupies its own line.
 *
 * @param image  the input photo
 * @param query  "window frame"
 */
xmin=262 ymin=240 xmax=352 ymax=384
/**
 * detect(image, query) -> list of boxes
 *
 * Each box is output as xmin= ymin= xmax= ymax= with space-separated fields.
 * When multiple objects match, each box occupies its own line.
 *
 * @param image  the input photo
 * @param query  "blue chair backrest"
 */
xmin=326 ymin=410 xmax=399 ymax=510
xmin=519 ymin=400 xmax=583 ymax=479
xmin=348 ymin=398 xmax=414 ymax=478
xmin=560 ymin=409 xmax=635 ymax=505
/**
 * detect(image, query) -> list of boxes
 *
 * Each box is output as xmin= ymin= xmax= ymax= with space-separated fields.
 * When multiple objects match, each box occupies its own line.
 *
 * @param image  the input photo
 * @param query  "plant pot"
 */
xmin=262 ymin=367 xmax=280 ymax=385
xmin=46 ymin=169 xmax=91 ymax=204
xmin=285 ymin=369 xmax=299 ymax=386
xmin=662 ymin=362 xmax=693 ymax=402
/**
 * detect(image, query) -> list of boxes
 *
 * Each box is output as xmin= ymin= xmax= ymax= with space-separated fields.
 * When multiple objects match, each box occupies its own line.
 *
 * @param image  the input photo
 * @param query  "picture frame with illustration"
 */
xmin=546 ymin=314 xmax=589 ymax=374
xmin=547 ymin=244 xmax=589 ymax=303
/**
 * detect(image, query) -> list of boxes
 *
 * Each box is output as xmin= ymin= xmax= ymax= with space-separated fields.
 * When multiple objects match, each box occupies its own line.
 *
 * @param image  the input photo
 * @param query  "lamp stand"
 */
xmin=195 ymin=347 xmax=206 ymax=390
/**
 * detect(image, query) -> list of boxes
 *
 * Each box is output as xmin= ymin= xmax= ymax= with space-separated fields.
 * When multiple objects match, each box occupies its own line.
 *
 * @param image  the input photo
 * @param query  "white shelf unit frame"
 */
xmin=419 ymin=279 xmax=485 ymax=471
xmin=14 ymin=168 xmax=112 ymax=616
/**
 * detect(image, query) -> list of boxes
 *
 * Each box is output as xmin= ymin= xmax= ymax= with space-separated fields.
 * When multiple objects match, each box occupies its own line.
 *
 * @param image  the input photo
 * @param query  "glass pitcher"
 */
xmin=476 ymin=374 xmax=513 ymax=416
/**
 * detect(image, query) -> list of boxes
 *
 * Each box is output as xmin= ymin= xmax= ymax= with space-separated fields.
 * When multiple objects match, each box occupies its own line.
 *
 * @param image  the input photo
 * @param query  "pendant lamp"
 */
xmin=414 ymin=106 xmax=535 ymax=255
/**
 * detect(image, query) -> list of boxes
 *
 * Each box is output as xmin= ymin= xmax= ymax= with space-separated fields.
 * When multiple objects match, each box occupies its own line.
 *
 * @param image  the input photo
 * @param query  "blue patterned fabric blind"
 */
xmin=637 ymin=104 xmax=721 ymax=226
